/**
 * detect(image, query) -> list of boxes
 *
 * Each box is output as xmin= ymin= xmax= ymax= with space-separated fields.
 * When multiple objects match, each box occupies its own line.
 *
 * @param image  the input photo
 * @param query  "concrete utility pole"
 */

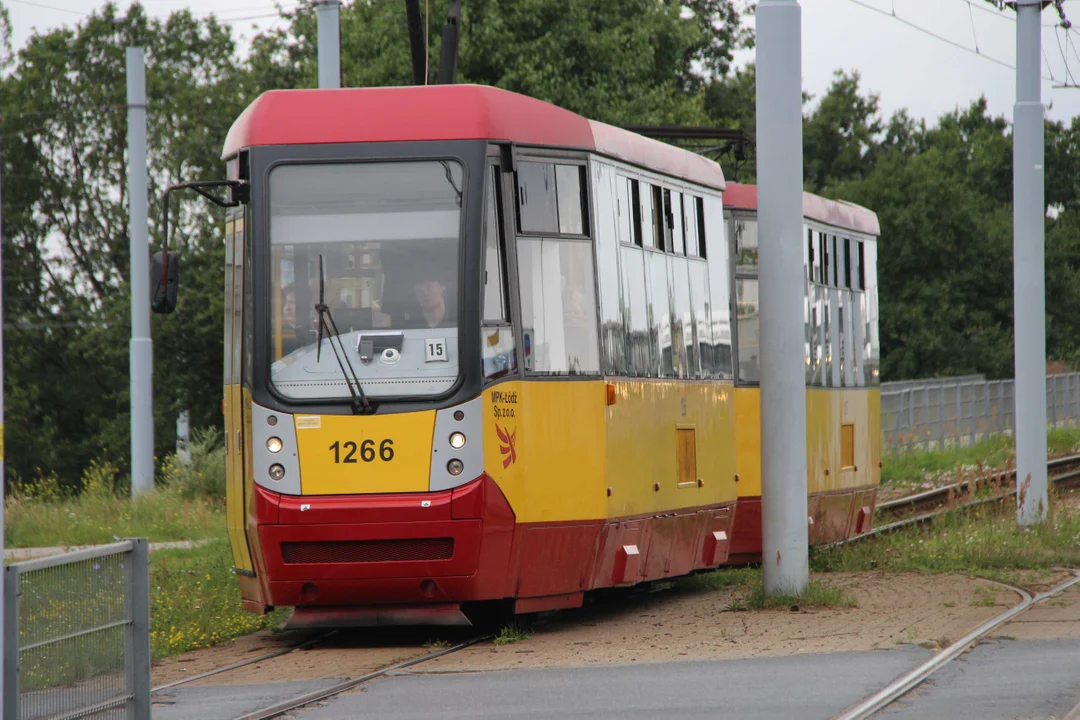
xmin=1012 ymin=0 xmax=1048 ymax=526
xmin=0 ymin=98 xmax=7 ymax=707
xmin=756 ymin=0 xmax=809 ymax=594
xmin=127 ymin=47 xmax=154 ymax=497
xmin=315 ymin=0 xmax=341 ymax=89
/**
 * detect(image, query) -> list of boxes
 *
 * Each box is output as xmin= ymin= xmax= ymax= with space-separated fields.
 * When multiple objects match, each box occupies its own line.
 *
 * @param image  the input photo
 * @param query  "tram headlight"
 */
xmin=267 ymin=437 xmax=283 ymax=454
xmin=448 ymin=432 xmax=466 ymax=449
xmin=269 ymin=464 xmax=285 ymax=481
xmin=447 ymin=459 xmax=464 ymax=476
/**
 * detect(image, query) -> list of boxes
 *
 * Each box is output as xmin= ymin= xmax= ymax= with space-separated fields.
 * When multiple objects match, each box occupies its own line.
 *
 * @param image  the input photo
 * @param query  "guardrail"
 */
xmin=881 ymin=372 xmax=1080 ymax=451
xmin=3 ymin=538 xmax=151 ymax=720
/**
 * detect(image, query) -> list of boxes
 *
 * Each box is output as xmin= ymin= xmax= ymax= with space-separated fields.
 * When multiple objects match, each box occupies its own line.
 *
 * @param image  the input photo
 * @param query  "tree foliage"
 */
xmin=4 ymin=1 xmax=1080 ymax=492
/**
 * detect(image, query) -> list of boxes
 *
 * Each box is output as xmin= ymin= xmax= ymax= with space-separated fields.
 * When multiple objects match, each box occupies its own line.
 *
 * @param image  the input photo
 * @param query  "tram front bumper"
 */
xmin=251 ymin=474 xmax=516 ymax=607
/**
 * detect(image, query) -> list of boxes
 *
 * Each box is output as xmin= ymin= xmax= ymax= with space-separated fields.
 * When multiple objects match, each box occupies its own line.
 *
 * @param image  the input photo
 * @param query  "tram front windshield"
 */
xmin=268 ymin=160 xmax=464 ymax=401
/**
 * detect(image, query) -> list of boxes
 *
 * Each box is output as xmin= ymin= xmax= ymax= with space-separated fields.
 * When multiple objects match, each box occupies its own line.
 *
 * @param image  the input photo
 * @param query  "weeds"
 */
xmin=674 ymin=567 xmax=758 ymax=593
xmin=493 ymin=624 xmax=532 ymax=645
xmin=814 ymin=497 xmax=1080 ymax=574
xmin=150 ymin=538 xmax=287 ymax=660
xmin=741 ymin=581 xmax=857 ymax=610
xmin=881 ymin=426 xmax=1080 ymax=493
xmin=5 ymin=439 xmax=225 ymax=549
xmin=423 ymin=639 xmax=452 ymax=650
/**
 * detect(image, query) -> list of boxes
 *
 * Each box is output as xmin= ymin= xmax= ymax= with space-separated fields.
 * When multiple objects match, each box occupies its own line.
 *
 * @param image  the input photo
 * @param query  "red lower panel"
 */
xmin=254 ymin=474 xmax=516 ymax=608
xmin=728 ymin=497 xmax=762 ymax=563
xmin=730 ymin=488 xmax=879 ymax=563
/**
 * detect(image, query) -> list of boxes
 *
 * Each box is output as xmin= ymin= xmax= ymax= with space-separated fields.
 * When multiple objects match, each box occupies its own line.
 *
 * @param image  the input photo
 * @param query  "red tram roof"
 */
xmin=723 ymin=183 xmax=880 ymax=237
xmin=222 ymin=84 xmax=726 ymax=190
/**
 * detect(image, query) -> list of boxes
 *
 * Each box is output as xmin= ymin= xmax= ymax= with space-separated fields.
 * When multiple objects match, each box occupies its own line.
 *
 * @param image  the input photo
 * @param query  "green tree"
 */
xmin=248 ymin=0 xmax=752 ymax=126
xmin=1 ymin=3 xmax=247 ymax=487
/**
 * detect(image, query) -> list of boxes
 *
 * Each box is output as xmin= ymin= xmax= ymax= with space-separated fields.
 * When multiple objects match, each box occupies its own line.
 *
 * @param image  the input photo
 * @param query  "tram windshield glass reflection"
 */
xmin=267 ymin=160 xmax=464 ymax=399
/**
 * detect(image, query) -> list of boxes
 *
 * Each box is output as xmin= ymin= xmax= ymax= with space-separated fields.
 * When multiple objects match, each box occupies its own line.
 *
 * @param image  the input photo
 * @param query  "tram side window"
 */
xmin=695 ymin=197 xmax=707 ymax=259
xmin=517 ymin=162 xmax=558 ymax=233
xmin=482 ymin=167 xmax=517 ymax=382
xmin=555 ymin=164 xmax=586 ymax=235
xmin=737 ymin=278 xmax=760 ymax=384
xmin=621 ymin=245 xmax=654 ymax=375
xmin=636 ymin=180 xmax=656 ymax=249
xmin=842 ymin=238 xmax=852 ymax=289
xmin=518 ymin=238 xmax=600 ymax=375
xmin=616 ymin=175 xmax=633 ymax=246
xmin=684 ymin=195 xmax=700 ymax=258
xmin=856 ymin=240 xmax=866 ymax=290
xmin=517 ymin=161 xmax=587 ymax=236
xmin=807 ymin=227 xmax=816 ymax=283
xmin=734 ymin=216 xmax=758 ymax=274
xmin=651 ymin=185 xmax=666 ymax=251
xmin=670 ymin=190 xmax=686 ymax=256
xmin=818 ymin=232 xmax=829 ymax=286
xmin=484 ymin=167 xmax=508 ymax=323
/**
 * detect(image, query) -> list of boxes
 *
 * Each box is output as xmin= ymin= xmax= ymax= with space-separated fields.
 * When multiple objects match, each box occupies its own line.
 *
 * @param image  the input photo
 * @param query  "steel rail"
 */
xmin=152 ymin=631 xmax=338 ymax=693
xmin=835 ymin=455 xmax=1080 ymax=548
xmin=833 ymin=571 xmax=1080 ymax=720
xmin=877 ymin=453 xmax=1080 ymax=518
xmin=233 ymin=633 xmax=493 ymax=720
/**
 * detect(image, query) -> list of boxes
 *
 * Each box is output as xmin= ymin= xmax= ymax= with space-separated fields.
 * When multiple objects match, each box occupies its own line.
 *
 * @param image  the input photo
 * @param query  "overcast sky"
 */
xmin=6 ymin=0 xmax=1080 ymax=125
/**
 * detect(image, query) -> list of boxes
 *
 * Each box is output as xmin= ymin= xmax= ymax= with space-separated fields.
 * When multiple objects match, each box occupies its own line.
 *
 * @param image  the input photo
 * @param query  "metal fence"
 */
xmin=881 ymin=373 xmax=1080 ymax=451
xmin=3 ymin=539 xmax=151 ymax=720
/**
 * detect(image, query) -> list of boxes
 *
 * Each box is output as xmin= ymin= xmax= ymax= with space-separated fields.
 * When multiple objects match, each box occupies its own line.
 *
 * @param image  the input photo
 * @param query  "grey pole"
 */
xmin=1013 ymin=0 xmax=1048 ymax=526
xmin=315 ymin=0 xmax=341 ymax=89
xmin=0 ymin=86 xmax=6 ymax=708
xmin=127 ymin=47 xmax=154 ymax=497
xmin=756 ymin=0 xmax=808 ymax=595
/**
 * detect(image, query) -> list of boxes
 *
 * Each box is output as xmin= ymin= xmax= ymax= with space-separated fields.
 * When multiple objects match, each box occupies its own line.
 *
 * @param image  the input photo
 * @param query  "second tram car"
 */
xmin=722 ymin=185 xmax=882 ymax=561
xmin=155 ymin=84 xmax=880 ymax=624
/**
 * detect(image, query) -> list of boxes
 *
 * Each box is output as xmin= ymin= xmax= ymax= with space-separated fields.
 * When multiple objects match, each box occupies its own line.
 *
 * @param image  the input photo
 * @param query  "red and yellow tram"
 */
xmin=158 ymin=84 xmax=881 ymax=624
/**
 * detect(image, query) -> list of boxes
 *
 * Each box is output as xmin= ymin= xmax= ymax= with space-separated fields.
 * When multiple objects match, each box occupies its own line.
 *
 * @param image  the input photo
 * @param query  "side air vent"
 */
xmin=281 ymin=538 xmax=454 ymax=564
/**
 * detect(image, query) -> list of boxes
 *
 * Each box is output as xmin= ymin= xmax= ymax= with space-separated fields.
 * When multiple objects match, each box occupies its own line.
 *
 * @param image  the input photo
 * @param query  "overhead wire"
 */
xmin=844 ymin=0 xmax=1059 ymax=81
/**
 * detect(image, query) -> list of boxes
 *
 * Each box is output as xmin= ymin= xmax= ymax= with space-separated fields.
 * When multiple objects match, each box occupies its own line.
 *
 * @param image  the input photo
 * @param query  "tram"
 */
xmin=722 ymin=185 xmax=882 ymax=561
xmin=152 ymin=84 xmax=880 ymax=624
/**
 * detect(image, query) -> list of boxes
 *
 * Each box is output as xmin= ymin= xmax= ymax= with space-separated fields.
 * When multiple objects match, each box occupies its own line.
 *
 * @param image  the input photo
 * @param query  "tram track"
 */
xmin=833 ymin=570 xmax=1080 ymax=720
xmin=846 ymin=453 xmax=1080 ymax=544
xmin=151 ymin=627 xmax=490 ymax=719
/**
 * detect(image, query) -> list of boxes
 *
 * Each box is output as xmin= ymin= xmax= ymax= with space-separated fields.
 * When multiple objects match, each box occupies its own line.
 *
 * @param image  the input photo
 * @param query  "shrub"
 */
xmin=160 ymin=427 xmax=226 ymax=502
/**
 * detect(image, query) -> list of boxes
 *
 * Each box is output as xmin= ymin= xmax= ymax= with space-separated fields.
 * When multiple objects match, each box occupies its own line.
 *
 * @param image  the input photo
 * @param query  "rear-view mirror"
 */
xmin=151 ymin=251 xmax=180 ymax=314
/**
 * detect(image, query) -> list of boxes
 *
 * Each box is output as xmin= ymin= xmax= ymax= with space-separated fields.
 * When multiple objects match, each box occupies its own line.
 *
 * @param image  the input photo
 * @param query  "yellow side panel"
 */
xmin=734 ymin=387 xmax=762 ymax=498
xmin=605 ymin=380 xmax=737 ymax=519
xmin=294 ymin=412 xmax=436 ymax=495
xmin=482 ymin=381 xmax=608 ymax=524
xmin=735 ymin=387 xmax=882 ymax=496
xmin=224 ymin=384 xmax=253 ymax=572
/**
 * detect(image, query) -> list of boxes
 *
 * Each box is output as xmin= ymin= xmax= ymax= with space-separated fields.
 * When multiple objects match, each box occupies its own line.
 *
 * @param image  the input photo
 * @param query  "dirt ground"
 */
xmin=151 ymin=570 xmax=1080 ymax=685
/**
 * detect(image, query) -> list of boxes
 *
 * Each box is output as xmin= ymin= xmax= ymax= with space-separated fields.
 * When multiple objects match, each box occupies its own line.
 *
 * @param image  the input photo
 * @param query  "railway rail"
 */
xmin=855 ymin=453 xmax=1080 ymax=542
xmin=833 ymin=570 xmax=1080 ymax=720
xmin=151 ymin=630 xmax=490 ymax=720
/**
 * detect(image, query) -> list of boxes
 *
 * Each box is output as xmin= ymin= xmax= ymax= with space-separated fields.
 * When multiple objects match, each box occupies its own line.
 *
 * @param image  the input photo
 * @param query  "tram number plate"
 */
xmin=425 ymin=338 xmax=448 ymax=363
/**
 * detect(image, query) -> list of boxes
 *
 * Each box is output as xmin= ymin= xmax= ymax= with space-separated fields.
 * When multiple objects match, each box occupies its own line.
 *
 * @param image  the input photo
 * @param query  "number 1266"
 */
xmin=329 ymin=439 xmax=395 ymax=463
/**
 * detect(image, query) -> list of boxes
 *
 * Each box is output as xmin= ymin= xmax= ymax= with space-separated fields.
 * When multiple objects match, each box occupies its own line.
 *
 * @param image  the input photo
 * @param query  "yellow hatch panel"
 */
xmin=295 ymin=412 xmax=436 ymax=495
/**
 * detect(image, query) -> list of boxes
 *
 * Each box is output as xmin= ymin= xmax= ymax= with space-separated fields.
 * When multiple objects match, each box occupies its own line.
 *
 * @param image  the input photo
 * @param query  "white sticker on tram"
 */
xmin=425 ymin=338 xmax=448 ymax=363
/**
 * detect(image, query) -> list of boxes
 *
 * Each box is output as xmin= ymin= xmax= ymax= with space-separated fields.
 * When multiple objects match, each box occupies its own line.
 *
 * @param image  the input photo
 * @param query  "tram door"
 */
xmin=224 ymin=211 xmax=255 ymax=575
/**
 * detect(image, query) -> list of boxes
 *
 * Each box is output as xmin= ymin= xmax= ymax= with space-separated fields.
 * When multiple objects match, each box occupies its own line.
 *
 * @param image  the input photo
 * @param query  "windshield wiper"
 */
xmin=314 ymin=255 xmax=372 ymax=415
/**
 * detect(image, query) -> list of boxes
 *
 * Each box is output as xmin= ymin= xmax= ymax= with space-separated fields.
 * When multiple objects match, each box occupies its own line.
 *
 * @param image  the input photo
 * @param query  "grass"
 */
xmin=881 ymin=426 xmax=1080 ymax=492
xmin=493 ymin=624 xmax=532 ymax=645
xmin=150 ymin=538 xmax=287 ymax=660
xmin=813 ymin=494 xmax=1080 ymax=575
xmin=677 ymin=566 xmax=856 ymax=610
xmin=6 ymin=431 xmax=226 ymax=549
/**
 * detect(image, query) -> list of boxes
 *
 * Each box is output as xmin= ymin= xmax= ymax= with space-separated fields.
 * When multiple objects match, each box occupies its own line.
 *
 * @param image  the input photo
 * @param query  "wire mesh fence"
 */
xmin=3 ymin=538 xmax=151 ymax=720
xmin=881 ymin=373 xmax=1080 ymax=451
